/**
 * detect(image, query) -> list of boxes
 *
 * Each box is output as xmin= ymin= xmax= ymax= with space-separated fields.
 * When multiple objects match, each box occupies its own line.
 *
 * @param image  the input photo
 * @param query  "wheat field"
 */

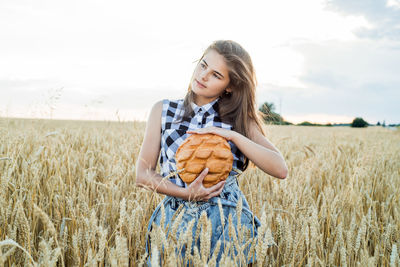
xmin=0 ymin=117 xmax=399 ymax=266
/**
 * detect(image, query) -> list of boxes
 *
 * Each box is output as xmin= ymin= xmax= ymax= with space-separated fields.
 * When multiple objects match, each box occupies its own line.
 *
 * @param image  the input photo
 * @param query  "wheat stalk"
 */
xmin=1 ymin=119 xmax=399 ymax=266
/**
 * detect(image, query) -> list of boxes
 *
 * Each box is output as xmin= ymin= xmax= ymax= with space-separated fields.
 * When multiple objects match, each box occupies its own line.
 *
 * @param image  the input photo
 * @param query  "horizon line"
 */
xmin=1 ymin=115 xmax=398 ymax=126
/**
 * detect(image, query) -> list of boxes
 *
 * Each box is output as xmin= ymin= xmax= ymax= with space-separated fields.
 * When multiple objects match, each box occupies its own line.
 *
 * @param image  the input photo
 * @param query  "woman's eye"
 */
xmin=213 ymin=73 xmax=220 ymax=79
xmin=200 ymin=63 xmax=206 ymax=68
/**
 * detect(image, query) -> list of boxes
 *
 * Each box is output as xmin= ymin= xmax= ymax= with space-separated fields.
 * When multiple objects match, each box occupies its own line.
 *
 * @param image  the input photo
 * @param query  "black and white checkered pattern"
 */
xmin=159 ymin=97 xmax=245 ymax=188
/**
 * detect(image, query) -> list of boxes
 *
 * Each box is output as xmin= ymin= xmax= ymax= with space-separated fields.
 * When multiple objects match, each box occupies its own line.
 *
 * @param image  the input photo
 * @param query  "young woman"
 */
xmin=135 ymin=40 xmax=288 ymax=266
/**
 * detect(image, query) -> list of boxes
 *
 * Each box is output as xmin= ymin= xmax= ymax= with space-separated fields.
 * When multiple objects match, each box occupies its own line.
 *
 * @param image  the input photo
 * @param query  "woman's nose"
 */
xmin=200 ymin=71 xmax=208 ymax=81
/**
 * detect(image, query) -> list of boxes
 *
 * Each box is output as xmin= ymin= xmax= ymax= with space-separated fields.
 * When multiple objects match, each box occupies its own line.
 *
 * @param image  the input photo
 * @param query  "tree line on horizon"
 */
xmin=258 ymin=101 xmax=399 ymax=128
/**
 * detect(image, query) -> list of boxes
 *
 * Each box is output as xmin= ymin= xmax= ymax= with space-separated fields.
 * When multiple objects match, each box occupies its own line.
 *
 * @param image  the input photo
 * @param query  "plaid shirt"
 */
xmin=159 ymin=97 xmax=245 ymax=188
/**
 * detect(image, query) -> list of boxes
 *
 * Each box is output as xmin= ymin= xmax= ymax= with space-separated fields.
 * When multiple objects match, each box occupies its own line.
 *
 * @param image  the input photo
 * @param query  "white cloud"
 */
xmin=387 ymin=0 xmax=400 ymax=9
xmin=0 ymin=0 xmax=399 ymax=124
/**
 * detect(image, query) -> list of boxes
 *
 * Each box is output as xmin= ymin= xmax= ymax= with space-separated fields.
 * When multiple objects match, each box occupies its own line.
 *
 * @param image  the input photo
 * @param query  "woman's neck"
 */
xmin=194 ymin=95 xmax=218 ymax=107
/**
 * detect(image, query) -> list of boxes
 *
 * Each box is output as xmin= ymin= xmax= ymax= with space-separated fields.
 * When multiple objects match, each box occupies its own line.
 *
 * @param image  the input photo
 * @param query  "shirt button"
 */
xmin=199 ymin=108 xmax=202 ymax=112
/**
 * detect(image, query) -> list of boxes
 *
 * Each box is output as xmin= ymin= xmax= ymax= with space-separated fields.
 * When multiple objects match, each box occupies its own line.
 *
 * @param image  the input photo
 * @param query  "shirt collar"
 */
xmin=190 ymin=97 xmax=220 ymax=115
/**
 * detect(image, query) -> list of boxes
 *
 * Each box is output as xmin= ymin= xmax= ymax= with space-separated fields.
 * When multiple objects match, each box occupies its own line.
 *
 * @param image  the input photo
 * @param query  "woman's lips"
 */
xmin=196 ymin=79 xmax=206 ymax=88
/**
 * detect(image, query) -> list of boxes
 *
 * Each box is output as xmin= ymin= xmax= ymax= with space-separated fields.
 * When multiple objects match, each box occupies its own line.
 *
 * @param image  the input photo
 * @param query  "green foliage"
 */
xmin=298 ymin=121 xmax=314 ymax=126
xmin=297 ymin=121 xmax=332 ymax=127
xmin=351 ymin=117 xmax=369 ymax=128
xmin=258 ymin=102 xmax=292 ymax=125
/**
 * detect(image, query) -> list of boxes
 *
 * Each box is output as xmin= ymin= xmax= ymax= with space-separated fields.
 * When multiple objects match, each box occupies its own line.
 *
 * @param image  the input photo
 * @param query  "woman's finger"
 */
xmin=194 ymin=168 xmax=208 ymax=184
xmin=216 ymin=181 xmax=225 ymax=192
xmin=208 ymin=180 xmax=225 ymax=193
xmin=188 ymin=131 xmax=207 ymax=135
xmin=207 ymin=187 xmax=224 ymax=200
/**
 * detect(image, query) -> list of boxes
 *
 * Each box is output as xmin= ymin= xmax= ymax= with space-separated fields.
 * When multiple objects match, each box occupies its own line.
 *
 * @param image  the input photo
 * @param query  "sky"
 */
xmin=0 ymin=0 xmax=399 ymax=124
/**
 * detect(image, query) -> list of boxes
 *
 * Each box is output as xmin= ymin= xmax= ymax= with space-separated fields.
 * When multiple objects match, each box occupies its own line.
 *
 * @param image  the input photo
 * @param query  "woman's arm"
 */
xmin=234 ymin=120 xmax=288 ymax=179
xmin=135 ymin=100 xmax=188 ymax=199
xmin=135 ymin=100 xmax=225 ymax=201
xmin=187 ymin=121 xmax=288 ymax=179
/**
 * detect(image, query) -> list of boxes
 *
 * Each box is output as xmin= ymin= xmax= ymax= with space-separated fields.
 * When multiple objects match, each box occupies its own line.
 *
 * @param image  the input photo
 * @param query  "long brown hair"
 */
xmin=179 ymin=40 xmax=266 ymax=170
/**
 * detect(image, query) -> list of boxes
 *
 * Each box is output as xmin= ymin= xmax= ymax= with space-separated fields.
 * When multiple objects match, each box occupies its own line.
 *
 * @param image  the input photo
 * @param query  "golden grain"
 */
xmin=0 ymin=119 xmax=399 ymax=266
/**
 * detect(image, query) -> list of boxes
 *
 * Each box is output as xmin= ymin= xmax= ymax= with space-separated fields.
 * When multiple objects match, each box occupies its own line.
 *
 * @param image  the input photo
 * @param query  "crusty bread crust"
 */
xmin=175 ymin=133 xmax=233 ymax=188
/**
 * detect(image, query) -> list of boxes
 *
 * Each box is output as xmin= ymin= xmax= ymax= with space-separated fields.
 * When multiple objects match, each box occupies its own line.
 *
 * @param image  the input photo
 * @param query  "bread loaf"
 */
xmin=175 ymin=133 xmax=233 ymax=187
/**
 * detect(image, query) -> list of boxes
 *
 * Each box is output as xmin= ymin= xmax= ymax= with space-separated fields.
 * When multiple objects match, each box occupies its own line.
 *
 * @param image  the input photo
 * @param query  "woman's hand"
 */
xmin=187 ymin=126 xmax=237 ymax=141
xmin=185 ymin=168 xmax=225 ymax=202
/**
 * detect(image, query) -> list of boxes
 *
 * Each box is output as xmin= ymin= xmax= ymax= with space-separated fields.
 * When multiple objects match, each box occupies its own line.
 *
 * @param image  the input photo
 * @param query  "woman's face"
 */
xmin=191 ymin=49 xmax=231 ymax=106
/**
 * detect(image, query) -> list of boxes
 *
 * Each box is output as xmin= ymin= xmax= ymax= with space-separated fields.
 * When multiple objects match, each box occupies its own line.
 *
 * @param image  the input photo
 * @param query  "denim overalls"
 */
xmin=145 ymin=98 xmax=268 ymax=265
xmin=144 ymin=168 xmax=262 ymax=266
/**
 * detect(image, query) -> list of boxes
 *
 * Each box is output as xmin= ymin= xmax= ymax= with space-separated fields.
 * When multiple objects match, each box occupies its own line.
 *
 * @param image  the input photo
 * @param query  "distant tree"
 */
xmin=382 ymin=120 xmax=386 ymax=127
xmin=377 ymin=121 xmax=381 ymax=126
xmin=259 ymin=101 xmax=285 ymax=125
xmin=351 ymin=117 xmax=368 ymax=128
xmin=259 ymin=102 xmax=276 ymax=114
xmin=297 ymin=121 xmax=332 ymax=127
xmin=298 ymin=121 xmax=314 ymax=126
